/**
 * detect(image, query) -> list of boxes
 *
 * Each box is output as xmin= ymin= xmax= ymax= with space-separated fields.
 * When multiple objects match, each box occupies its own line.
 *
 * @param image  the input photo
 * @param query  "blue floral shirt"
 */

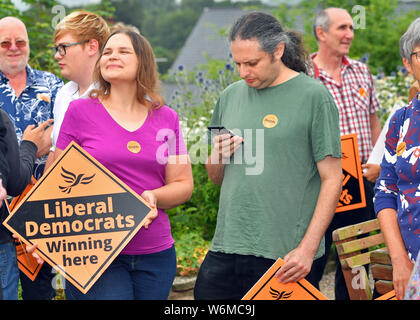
xmin=0 ymin=65 xmax=63 ymax=179
xmin=374 ymin=94 xmax=420 ymax=261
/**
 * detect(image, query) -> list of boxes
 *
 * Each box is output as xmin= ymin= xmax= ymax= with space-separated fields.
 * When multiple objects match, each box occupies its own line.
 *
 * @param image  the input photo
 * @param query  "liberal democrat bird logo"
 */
xmin=269 ymin=287 xmax=293 ymax=300
xmin=59 ymin=167 xmax=95 ymax=194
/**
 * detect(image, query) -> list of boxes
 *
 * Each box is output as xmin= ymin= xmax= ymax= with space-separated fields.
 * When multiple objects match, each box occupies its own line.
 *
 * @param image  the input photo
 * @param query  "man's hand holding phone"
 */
xmin=208 ymin=126 xmax=244 ymax=164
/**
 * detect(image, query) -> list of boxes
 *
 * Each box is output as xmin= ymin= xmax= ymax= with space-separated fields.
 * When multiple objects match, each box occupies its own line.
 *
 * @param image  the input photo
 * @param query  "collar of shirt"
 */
xmin=0 ymin=64 xmax=35 ymax=85
xmin=310 ymin=52 xmax=353 ymax=81
xmin=61 ymin=80 xmax=98 ymax=100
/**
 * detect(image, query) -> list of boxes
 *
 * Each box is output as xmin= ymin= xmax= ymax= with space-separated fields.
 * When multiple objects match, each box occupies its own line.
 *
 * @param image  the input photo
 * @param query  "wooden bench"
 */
xmin=370 ymin=247 xmax=394 ymax=295
xmin=332 ymin=218 xmax=393 ymax=299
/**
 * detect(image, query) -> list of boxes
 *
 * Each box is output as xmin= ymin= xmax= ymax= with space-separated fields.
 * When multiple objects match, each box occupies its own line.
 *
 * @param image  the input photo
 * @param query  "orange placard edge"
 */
xmin=336 ymin=134 xmax=366 ymax=213
xmin=4 ymin=198 xmax=41 ymax=281
xmin=242 ymin=258 xmax=328 ymax=300
xmin=14 ymin=239 xmax=42 ymax=281
xmin=2 ymin=141 xmax=154 ymax=294
xmin=8 ymin=176 xmax=36 ymax=211
xmin=375 ymin=290 xmax=397 ymax=300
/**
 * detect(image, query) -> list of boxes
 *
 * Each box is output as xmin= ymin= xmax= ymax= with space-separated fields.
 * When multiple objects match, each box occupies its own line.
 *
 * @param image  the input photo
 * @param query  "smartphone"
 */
xmin=207 ymin=125 xmax=235 ymax=137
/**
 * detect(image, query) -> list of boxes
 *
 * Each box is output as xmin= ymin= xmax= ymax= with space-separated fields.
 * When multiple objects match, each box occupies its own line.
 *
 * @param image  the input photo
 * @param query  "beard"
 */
xmin=0 ymin=55 xmax=28 ymax=76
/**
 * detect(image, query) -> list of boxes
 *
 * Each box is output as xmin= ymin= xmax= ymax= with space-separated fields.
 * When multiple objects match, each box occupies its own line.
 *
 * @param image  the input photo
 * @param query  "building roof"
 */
xmin=169 ymin=7 xmax=247 ymax=74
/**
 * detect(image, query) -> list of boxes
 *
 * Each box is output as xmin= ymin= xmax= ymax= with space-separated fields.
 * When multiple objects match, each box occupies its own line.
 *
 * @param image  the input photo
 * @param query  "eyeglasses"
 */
xmin=0 ymin=40 xmax=27 ymax=49
xmin=411 ymin=51 xmax=420 ymax=62
xmin=52 ymin=40 xmax=89 ymax=56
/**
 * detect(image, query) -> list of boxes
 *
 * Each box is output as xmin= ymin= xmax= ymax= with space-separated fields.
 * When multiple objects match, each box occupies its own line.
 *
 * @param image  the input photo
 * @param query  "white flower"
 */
xmin=384 ymin=147 xmax=397 ymax=164
xmin=400 ymin=193 xmax=409 ymax=210
xmin=402 ymin=146 xmax=420 ymax=165
xmin=377 ymin=179 xmax=398 ymax=196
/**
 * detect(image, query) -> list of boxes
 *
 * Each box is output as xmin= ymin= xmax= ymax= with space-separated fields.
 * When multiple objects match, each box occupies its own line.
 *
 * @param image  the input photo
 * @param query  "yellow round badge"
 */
xmin=262 ymin=114 xmax=278 ymax=128
xmin=396 ymin=142 xmax=406 ymax=156
xmin=127 ymin=141 xmax=141 ymax=154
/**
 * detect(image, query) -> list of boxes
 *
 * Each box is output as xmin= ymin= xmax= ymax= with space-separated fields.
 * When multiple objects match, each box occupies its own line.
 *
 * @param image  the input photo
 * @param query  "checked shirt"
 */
xmin=311 ymin=54 xmax=381 ymax=164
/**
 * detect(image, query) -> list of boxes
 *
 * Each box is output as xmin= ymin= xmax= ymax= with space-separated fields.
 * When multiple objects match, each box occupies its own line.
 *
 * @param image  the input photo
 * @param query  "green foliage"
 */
xmin=110 ymin=0 xmax=143 ymax=29
xmin=1 ymin=0 xmax=115 ymax=76
xmin=6 ymin=0 xmax=60 ymax=74
xmin=0 ymin=0 xmax=19 ymax=17
xmin=175 ymin=231 xmax=210 ymax=276
xmin=375 ymin=70 xmax=414 ymax=126
xmin=272 ymin=0 xmax=420 ymax=74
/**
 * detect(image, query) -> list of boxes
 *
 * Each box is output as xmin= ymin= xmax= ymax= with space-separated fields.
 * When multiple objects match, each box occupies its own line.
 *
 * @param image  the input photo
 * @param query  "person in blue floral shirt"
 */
xmin=0 ymin=17 xmax=63 ymax=179
xmin=0 ymin=16 xmax=63 ymax=300
xmin=374 ymin=17 xmax=420 ymax=301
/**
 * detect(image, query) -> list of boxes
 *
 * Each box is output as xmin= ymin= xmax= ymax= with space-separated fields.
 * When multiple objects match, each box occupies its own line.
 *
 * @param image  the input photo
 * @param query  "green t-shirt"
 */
xmin=209 ymin=72 xmax=341 ymax=260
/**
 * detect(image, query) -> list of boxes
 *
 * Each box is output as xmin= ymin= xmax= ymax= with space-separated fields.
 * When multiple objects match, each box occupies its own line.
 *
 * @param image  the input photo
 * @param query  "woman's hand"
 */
xmin=141 ymin=190 xmax=158 ymax=229
xmin=392 ymin=255 xmax=414 ymax=300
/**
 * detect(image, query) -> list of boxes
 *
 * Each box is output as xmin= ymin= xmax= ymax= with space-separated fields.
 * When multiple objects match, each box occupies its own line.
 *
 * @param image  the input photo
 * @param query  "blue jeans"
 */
xmin=65 ymin=245 xmax=176 ymax=300
xmin=0 ymin=241 xmax=19 ymax=300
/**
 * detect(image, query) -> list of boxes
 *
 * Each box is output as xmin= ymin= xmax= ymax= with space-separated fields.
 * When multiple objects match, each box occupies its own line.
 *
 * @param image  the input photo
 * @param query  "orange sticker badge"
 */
xmin=242 ymin=258 xmax=328 ymax=300
xmin=336 ymin=134 xmax=366 ymax=213
xmin=36 ymin=93 xmax=51 ymax=102
xmin=262 ymin=114 xmax=278 ymax=128
xmin=3 ymin=142 xmax=153 ymax=294
xmin=396 ymin=142 xmax=407 ymax=156
xmin=359 ymin=87 xmax=367 ymax=98
xmin=127 ymin=141 xmax=141 ymax=154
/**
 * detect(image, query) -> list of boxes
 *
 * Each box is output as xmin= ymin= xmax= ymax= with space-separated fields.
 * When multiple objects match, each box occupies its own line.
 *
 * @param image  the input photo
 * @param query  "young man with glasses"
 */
xmin=44 ymin=10 xmax=110 ymax=172
xmin=0 ymin=16 xmax=63 ymax=300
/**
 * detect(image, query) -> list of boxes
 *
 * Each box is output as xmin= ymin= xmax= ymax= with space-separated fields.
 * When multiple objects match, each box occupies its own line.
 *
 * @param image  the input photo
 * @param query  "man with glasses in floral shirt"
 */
xmin=0 ymin=17 xmax=62 ymax=300
xmin=309 ymin=8 xmax=382 ymax=300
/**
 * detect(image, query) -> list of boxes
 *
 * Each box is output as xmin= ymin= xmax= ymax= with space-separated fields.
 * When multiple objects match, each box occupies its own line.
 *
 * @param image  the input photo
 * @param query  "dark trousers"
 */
xmin=20 ymin=263 xmax=56 ymax=300
xmin=194 ymin=251 xmax=324 ymax=300
xmin=308 ymin=178 xmax=377 ymax=300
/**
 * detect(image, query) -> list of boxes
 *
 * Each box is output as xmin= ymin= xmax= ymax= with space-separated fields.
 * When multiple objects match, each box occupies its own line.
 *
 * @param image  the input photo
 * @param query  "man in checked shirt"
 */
xmin=309 ymin=7 xmax=382 ymax=299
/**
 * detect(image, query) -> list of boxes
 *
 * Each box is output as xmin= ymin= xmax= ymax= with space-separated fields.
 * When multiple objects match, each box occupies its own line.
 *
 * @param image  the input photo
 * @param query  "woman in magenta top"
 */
xmin=54 ymin=30 xmax=193 ymax=299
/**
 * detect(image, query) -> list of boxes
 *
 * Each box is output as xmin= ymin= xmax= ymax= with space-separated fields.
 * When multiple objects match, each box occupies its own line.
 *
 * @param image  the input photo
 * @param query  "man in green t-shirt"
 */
xmin=194 ymin=11 xmax=343 ymax=300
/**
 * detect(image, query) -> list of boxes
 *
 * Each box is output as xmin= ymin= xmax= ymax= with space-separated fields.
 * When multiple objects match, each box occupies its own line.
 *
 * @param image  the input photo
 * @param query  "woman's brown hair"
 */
xmin=90 ymin=30 xmax=164 ymax=108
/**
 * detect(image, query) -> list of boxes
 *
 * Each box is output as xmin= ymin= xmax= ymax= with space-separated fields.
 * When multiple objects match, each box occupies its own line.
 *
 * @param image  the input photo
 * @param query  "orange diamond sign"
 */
xmin=3 ymin=142 xmax=153 ymax=294
xmin=242 ymin=258 xmax=328 ymax=300
xmin=336 ymin=134 xmax=366 ymax=213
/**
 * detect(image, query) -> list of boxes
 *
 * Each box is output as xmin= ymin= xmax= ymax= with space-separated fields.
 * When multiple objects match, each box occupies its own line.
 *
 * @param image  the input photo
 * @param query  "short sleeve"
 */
xmin=311 ymin=96 xmax=342 ymax=162
xmin=367 ymin=69 xmax=381 ymax=114
xmin=168 ymin=111 xmax=188 ymax=156
xmin=49 ymin=75 xmax=64 ymax=119
xmin=156 ymin=107 xmax=189 ymax=164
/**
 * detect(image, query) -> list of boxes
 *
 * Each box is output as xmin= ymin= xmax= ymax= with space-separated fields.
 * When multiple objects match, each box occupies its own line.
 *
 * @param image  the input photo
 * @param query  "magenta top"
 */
xmin=57 ymin=98 xmax=188 ymax=254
